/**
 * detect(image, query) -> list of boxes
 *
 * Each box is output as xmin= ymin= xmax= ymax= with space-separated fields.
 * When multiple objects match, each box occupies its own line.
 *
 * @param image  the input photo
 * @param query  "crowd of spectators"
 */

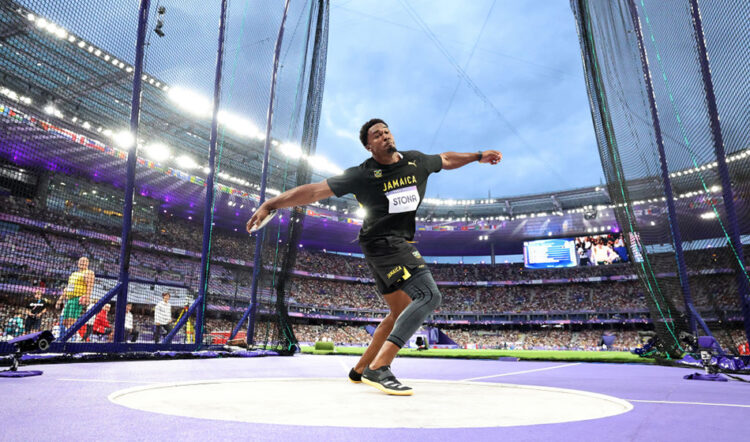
xmin=285 ymin=278 xmax=651 ymax=313
xmin=289 ymin=279 xmax=386 ymax=310
xmin=294 ymin=324 xmax=372 ymax=345
xmin=2 ymin=183 xmax=750 ymax=351
xmin=1 ymin=214 xmax=744 ymax=326
xmin=727 ymin=329 xmax=749 ymax=350
xmin=285 ymin=325 xmax=650 ymax=351
xmin=446 ymin=329 xmax=522 ymax=349
xmin=446 ymin=328 xmax=644 ymax=351
xmin=576 ymin=234 xmax=628 ymax=266
xmin=434 ymin=282 xmax=648 ymax=313
xmin=6 ymin=192 xmax=750 ymax=286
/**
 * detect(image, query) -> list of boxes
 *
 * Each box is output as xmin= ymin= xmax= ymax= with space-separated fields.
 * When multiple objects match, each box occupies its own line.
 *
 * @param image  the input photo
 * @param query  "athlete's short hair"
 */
xmin=359 ymin=118 xmax=388 ymax=147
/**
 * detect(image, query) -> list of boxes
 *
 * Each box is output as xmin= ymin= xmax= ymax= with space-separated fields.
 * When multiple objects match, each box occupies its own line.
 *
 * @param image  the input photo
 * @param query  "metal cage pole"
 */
xmin=112 ymin=0 xmax=151 ymax=344
xmin=162 ymin=0 xmax=228 ymax=346
xmin=231 ymin=0 xmax=292 ymax=344
xmin=627 ymin=0 xmax=698 ymax=335
xmin=689 ymin=0 xmax=750 ymax=344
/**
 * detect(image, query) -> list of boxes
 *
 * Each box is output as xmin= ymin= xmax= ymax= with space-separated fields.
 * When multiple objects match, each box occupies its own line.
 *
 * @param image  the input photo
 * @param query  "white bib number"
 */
xmin=386 ymin=185 xmax=420 ymax=213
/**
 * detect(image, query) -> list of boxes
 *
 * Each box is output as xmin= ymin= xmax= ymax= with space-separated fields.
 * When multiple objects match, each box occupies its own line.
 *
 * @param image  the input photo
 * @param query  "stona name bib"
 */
xmin=386 ymin=185 xmax=420 ymax=213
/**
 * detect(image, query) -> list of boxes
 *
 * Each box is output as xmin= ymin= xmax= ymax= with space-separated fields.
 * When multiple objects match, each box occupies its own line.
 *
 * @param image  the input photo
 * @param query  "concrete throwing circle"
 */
xmin=109 ymin=378 xmax=632 ymax=428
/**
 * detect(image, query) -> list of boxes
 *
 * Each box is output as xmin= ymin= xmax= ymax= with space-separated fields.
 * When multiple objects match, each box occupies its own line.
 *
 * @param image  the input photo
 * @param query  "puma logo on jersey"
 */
xmin=408 ymin=161 xmax=417 ymax=167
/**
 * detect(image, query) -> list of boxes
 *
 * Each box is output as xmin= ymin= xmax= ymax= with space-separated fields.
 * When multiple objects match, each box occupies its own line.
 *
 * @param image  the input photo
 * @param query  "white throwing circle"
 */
xmin=109 ymin=377 xmax=632 ymax=428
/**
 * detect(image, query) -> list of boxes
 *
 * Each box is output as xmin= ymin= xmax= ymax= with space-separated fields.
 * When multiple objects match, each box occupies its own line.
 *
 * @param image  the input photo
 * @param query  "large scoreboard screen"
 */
xmin=523 ymin=238 xmax=577 ymax=269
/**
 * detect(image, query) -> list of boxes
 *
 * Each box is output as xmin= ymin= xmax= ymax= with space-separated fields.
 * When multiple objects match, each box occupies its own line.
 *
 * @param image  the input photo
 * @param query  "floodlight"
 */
xmin=145 ymin=143 xmax=170 ymax=161
xmin=169 ymin=87 xmax=211 ymax=117
xmin=176 ymin=155 xmax=198 ymax=170
xmin=280 ymin=142 xmax=303 ymax=159
xmin=43 ymin=104 xmax=62 ymax=118
xmin=113 ymin=130 xmax=135 ymax=149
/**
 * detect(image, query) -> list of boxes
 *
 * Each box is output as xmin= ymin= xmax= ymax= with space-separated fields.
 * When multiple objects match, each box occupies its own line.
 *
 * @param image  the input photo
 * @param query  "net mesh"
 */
xmin=570 ymin=0 xmax=750 ymax=357
xmin=0 ymin=0 xmax=329 ymax=353
xmin=215 ymin=0 xmax=329 ymax=353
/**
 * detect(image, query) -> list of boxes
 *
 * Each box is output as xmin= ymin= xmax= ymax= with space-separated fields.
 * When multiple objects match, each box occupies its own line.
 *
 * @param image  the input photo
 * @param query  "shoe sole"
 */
xmin=349 ymin=378 xmax=362 ymax=384
xmin=361 ymin=377 xmax=413 ymax=396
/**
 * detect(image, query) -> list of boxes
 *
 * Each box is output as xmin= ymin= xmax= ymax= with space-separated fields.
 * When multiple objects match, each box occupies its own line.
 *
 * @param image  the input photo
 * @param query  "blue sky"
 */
xmin=316 ymin=0 xmax=604 ymax=199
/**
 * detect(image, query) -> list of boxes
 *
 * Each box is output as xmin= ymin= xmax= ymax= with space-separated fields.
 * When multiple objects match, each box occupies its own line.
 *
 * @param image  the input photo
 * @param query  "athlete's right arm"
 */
xmin=246 ymin=180 xmax=334 ymax=233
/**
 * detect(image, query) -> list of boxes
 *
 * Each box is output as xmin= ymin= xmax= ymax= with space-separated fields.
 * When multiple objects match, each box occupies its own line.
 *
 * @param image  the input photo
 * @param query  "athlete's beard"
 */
xmin=387 ymin=144 xmax=397 ymax=154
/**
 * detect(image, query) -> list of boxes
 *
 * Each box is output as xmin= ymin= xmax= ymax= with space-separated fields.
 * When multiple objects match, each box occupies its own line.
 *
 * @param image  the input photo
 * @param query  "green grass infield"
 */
xmin=299 ymin=346 xmax=653 ymax=364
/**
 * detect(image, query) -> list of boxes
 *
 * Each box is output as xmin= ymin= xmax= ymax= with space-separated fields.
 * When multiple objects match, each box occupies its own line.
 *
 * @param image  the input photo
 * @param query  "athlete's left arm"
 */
xmin=439 ymin=150 xmax=502 ymax=170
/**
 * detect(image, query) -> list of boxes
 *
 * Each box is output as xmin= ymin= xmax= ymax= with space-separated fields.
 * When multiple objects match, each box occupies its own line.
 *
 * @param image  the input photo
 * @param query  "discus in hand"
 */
xmin=249 ymin=209 xmax=278 ymax=234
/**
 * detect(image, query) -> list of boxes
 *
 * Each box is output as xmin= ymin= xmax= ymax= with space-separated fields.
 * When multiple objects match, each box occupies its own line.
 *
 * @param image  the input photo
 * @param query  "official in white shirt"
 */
xmin=154 ymin=292 xmax=172 ymax=343
xmin=125 ymin=303 xmax=139 ymax=343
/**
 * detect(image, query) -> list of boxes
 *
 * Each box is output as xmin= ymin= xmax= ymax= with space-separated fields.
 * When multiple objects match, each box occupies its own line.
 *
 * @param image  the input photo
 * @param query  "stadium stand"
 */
xmin=2 ymin=181 xmax=747 ymax=351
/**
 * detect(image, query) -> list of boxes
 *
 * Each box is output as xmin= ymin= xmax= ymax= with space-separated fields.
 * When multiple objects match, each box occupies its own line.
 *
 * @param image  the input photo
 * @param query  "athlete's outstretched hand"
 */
xmin=246 ymin=203 xmax=272 ymax=234
xmin=480 ymin=150 xmax=502 ymax=165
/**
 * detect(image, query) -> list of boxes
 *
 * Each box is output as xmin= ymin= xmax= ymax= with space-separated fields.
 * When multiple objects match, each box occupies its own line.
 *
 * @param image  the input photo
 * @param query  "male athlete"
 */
xmin=247 ymin=119 xmax=501 ymax=395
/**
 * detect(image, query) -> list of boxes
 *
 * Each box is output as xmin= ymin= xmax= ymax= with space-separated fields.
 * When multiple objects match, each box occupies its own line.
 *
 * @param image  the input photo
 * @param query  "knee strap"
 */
xmin=386 ymin=271 xmax=442 ymax=348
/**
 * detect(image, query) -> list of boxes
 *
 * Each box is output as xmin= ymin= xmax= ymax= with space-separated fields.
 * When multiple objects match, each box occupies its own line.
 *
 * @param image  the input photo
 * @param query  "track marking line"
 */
xmin=57 ymin=378 xmax=158 ymax=384
xmin=627 ymin=399 xmax=750 ymax=408
xmin=460 ymin=362 xmax=582 ymax=382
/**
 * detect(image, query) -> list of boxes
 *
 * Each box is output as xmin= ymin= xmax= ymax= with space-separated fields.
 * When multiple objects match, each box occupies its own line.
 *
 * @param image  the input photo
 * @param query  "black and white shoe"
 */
xmin=362 ymin=365 xmax=413 ymax=396
xmin=349 ymin=368 xmax=362 ymax=383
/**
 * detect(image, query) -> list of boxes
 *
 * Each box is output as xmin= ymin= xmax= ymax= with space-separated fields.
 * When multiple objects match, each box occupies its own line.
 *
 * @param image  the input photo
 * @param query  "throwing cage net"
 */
xmin=571 ymin=0 xmax=750 ymax=358
xmin=0 ymin=0 xmax=329 ymax=355
xmin=218 ymin=0 xmax=329 ymax=353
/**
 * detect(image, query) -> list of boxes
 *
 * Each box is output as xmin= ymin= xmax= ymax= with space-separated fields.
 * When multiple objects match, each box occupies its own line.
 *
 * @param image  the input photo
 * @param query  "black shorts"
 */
xmin=25 ymin=316 xmax=41 ymax=331
xmin=360 ymin=236 xmax=429 ymax=294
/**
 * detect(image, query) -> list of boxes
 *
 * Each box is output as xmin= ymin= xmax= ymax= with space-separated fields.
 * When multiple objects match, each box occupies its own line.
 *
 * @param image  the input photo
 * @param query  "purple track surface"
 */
xmin=1 ymin=355 xmax=748 ymax=441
